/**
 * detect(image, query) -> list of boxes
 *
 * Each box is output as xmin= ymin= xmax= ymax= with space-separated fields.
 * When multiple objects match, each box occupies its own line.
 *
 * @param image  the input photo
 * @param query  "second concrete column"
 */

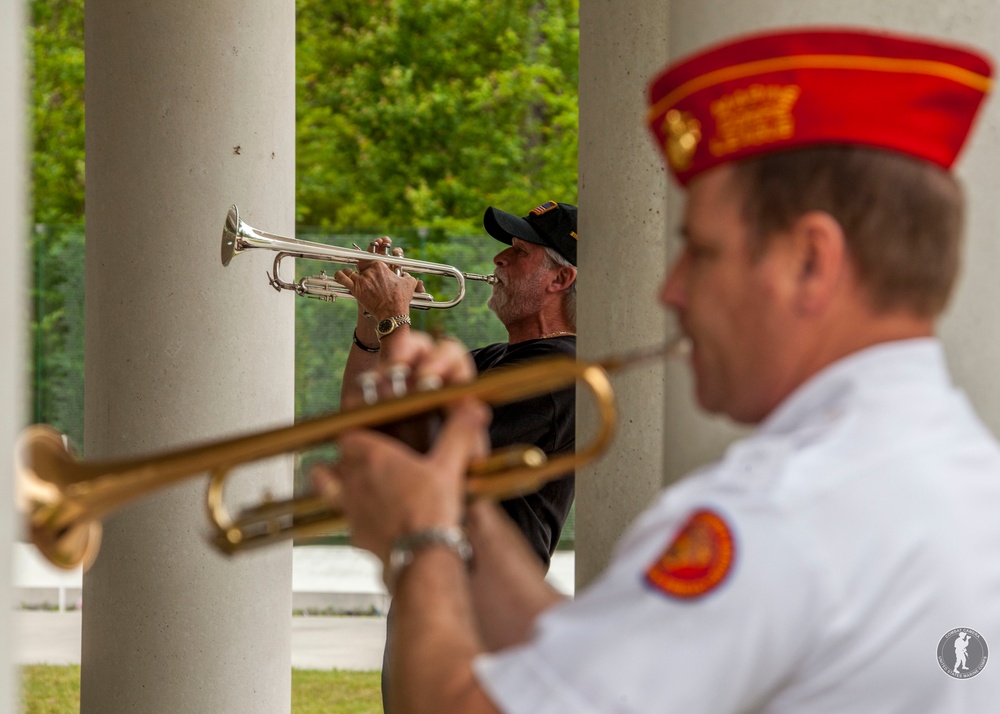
xmin=82 ymin=2 xmax=295 ymax=712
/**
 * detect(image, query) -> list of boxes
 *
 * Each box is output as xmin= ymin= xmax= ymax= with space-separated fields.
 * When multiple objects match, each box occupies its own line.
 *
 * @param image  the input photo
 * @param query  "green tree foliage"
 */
xmin=296 ymin=0 xmax=579 ymax=232
xmin=29 ymin=0 xmax=581 ymax=229
xmin=29 ymin=0 xmax=86 ymax=444
xmin=30 ymin=0 xmax=85 ymax=226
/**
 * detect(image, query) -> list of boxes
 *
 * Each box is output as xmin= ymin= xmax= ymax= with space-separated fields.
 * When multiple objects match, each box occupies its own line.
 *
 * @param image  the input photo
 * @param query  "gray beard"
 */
xmin=487 ymin=280 xmax=545 ymax=326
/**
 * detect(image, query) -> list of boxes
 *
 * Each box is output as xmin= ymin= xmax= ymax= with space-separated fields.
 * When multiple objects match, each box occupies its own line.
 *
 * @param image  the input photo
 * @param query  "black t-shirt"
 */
xmin=471 ymin=336 xmax=576 ymax=568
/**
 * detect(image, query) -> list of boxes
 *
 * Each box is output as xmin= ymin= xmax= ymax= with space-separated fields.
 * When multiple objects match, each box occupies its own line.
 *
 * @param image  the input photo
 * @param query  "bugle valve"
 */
xmin=221 ymin=205 xmax=496 ymax=308
xmin=16 ymin=337 xmax=689 ymax=570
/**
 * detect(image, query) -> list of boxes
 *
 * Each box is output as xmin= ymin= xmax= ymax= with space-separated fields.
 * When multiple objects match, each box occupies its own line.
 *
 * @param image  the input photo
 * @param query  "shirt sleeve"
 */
xmin=474 ymin=496 xmax=825 ymax=714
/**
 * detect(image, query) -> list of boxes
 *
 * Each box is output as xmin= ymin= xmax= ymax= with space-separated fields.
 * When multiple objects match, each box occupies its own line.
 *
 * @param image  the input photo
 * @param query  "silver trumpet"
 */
xmin=221 ymin=205 xmax=497 ymax=309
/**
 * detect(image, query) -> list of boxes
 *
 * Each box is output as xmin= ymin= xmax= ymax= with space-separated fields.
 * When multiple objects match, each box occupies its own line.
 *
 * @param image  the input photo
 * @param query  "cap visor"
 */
xmin=483 ymin=207 xmax=543 ymax=246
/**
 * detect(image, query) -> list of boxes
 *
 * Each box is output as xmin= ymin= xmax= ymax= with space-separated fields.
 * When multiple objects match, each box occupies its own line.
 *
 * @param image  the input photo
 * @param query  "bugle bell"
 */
xmin=221 ymin=205 xmax=497 ymax=308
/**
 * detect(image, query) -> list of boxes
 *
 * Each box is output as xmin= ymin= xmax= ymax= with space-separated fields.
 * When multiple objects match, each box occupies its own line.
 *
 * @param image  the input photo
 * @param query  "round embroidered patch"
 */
xmin=645 ymin=509 xmax=735 ymax=599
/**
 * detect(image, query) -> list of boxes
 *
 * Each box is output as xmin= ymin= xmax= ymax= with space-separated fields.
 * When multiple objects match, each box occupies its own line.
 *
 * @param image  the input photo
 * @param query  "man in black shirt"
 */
xmin=336 ymin=201 xmax=578 ymax=713
xmin=336 ymin=200 xmax=578 ymax=566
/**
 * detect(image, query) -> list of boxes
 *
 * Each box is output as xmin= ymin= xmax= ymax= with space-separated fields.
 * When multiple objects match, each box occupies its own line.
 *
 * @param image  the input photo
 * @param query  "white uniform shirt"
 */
xmin=474 ymin=339 xmax=1000 ymax=713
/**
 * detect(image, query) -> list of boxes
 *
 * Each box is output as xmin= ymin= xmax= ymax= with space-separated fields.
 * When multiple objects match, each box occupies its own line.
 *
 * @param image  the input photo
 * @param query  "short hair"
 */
xmin=729 ymin=146 xmax=965 ymax=318
xmin=544 ymin=246 xmax=577 ymax=329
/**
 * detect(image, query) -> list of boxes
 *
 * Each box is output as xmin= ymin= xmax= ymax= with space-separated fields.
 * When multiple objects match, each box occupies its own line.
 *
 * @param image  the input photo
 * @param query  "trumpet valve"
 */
xmin=356 ymin=364 xmax=418 ymax=402
xmin=415 ymin=373 xmax=444 ymax=392
xmin=471 ymin=445 xmax=547 ymax=476
xmin=386 ymin=364 xmax=411 ymax=398
xmin=357 ymin=371 xmax=380 ymax=405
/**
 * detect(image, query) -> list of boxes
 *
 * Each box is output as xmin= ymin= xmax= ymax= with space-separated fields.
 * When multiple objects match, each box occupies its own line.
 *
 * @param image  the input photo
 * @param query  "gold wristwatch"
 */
xmin=375 ymin=314 xmax=411 ymax=341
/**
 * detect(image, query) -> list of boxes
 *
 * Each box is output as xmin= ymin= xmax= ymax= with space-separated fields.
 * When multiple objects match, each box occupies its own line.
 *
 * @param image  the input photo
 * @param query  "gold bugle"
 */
xmin=16 ymin=338 xmax=687 ymax=571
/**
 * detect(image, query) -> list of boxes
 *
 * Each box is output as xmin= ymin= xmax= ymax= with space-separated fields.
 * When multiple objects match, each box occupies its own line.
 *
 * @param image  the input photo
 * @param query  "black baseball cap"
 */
xmin=483 ymin=201 xmax=578 ymax=266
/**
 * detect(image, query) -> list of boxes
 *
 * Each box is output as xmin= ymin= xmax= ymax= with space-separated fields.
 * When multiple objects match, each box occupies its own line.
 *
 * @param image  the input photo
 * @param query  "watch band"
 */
xmin=352 ymin=329 xmax=380 ymax=353
xmin=384 ymin=526 xmax=472 ymax=594
xmin=376 ymin=314 xmax=411 ymax=341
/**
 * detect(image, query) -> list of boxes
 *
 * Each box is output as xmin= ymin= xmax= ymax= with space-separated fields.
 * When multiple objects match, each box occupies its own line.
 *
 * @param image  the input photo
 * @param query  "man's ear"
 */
xmin=548 ymin=265 xmax=577 ymax=293
xmin=789 ymin=211 xmax=847 ymax=314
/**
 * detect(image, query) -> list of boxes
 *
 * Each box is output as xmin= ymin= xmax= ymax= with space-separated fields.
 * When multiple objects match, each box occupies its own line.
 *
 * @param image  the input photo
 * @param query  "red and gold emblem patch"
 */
xmin=645 ymin=509 xmax=735 ymax=599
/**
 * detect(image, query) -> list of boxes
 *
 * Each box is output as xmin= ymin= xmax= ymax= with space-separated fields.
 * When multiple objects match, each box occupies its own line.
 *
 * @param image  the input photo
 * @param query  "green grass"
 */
xmin=21 ymin=665 xmax=382 ymax=714
xmin=292 ymin=669 xmax=382 ymax=714
xmin=20 ymin=666 xmax=79 ymax=714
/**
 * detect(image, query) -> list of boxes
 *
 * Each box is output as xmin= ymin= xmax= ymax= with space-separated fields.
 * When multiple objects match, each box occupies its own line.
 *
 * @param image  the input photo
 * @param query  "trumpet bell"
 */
xmin=34 ymin=520 xmax=101 ymax=572
xmin=16 ymin=425 xmax=103 ymax=570
xmin=221 ymin=205 xmax=241 ymax=267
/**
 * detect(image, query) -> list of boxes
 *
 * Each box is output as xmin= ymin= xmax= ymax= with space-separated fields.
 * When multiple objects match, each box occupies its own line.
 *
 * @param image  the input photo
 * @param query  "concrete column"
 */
xmin=0 ymin=2 xmax=25 ymax=712
xmin=660 ymin=1 xmax=1000 ymax=487
xmin=82 ymin=2 xmax=295 ymax=713
xmin=576 ymin=0 xmax=673 ymax=586
xmin=932 ymin=6 xmax=1000 ymax=435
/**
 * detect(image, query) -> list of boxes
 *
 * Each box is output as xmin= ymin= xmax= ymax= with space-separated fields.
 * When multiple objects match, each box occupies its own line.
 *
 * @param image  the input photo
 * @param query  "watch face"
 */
xmin=377 ymin=318 xmax=393 ymax=334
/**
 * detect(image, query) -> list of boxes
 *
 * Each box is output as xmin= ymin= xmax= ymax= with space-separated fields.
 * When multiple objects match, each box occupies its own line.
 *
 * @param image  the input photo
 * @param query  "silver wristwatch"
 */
xmin=375 ymin=314 xmax=411 ymax=341
xmin=384 ymin=526 xmax=472 ymax=594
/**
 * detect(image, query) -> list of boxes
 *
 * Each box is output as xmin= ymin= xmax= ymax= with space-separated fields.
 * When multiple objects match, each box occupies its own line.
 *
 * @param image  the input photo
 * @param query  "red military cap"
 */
xmin=646 ymin=28 xmax=993 ymax=185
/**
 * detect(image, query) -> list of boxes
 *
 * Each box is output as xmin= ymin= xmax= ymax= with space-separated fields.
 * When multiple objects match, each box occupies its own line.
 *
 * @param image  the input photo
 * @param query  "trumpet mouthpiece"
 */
xmin=596 ymin=335 xmax=691 ymax=374
xmin=463 ymin=272 xmax=498 ymax=286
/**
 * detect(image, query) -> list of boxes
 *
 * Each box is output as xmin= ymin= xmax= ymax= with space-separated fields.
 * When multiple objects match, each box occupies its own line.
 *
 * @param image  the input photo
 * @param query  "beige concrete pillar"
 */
xmin=82 ymin=2 xmax=295 ymax=712
xmin=933 ymin=6 xmax=1000 ymax=435
xmin=576 ymin=0 xmax=673 ymax=586
xmin=660 ymin=1 xmax=1000 ymax=485
xmin=0 ymin=2 xmax=26 ymax=712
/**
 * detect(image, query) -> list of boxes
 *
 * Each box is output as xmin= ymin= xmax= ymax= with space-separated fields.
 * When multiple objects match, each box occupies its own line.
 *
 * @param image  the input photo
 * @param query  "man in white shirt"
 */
xmin=315 ymin=27 xmax=1000 ymax=713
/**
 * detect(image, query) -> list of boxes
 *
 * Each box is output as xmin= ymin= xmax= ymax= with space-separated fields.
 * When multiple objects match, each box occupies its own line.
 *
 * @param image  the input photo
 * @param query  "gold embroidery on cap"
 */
xmin=646 ymin=55 xmax=990 ymax=123
xmin=709 ymin=84 xmax=801 ymax=157
xmin=663 ymin=110 xmax=702 ymax=171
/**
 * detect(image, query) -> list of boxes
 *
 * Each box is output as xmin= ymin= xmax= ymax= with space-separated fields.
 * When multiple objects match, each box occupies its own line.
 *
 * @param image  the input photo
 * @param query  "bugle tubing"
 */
xmin=17 ymin=339 xmax=685 ymax=570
